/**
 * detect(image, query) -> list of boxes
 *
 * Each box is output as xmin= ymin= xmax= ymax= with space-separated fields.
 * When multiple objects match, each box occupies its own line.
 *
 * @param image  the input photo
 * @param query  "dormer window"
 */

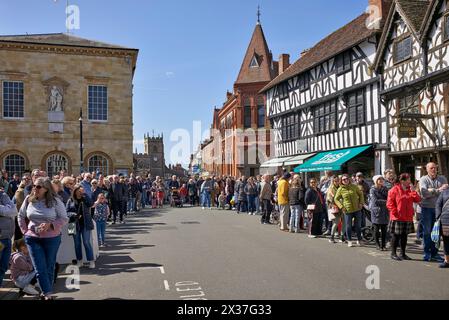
xmin=394 ymin=36 xmax=412 ymax=64
xmin=250 ymin=54 xmax=260 ymax=68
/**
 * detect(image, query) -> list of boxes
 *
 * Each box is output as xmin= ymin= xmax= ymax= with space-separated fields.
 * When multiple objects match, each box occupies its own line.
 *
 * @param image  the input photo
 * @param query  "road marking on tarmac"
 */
xmin=164 ymin=280 xmax=170 ymax=291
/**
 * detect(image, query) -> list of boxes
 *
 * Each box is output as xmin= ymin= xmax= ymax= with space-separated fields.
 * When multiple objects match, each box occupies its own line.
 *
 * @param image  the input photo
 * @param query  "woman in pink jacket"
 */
xmin=387 ymin=173 xmax=421 ymax=261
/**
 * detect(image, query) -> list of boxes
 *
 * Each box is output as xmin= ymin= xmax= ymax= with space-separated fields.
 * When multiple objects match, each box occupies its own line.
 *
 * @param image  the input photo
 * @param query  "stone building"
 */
xmin=133 ymin=133 xmax=166 ymax=178
xmin=0 ymin=33 xmax=138 ymax=177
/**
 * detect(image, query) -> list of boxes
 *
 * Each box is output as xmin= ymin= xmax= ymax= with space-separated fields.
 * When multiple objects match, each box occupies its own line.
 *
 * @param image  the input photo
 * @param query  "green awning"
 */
xmin=293 ymin=145 xmax=372 ymax=173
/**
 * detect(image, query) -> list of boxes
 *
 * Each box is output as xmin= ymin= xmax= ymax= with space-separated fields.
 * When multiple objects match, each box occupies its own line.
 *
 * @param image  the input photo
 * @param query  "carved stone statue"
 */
xmin=49 ymin=86 xmax=63 ymax=112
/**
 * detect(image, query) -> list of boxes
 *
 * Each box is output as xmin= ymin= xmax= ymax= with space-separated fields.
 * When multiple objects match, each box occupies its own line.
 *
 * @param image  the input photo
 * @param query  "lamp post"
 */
xmin=79 ymin=107 xmax=84 ymax=174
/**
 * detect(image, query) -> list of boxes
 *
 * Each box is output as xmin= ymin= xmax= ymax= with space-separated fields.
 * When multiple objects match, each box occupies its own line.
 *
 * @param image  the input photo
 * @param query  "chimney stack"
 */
xmin=279 ymin=54 xmax=290 ymax=74
xmin=368 ymin=0 xmax=393 ymax=29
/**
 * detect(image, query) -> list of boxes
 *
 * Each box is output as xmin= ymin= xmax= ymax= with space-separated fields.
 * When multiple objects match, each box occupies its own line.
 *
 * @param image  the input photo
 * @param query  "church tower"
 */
xmin=144 ymin=132 xmax=165 ymax=178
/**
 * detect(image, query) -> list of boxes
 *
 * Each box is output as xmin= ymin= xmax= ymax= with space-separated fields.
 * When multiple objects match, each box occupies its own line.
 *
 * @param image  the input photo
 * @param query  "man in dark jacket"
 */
xmin=108 ymin=175 xmax=127 ymax=224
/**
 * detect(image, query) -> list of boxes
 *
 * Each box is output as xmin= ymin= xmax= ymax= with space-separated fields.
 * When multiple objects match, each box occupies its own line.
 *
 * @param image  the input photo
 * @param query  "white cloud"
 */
xmin=165 ymin=71 xmax=175 ymax=78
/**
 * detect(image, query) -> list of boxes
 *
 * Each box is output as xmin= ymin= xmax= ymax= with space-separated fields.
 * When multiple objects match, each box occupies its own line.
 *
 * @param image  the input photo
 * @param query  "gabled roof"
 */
xmin=0 ymin=33 xmax=138 ymax=51
xmin=261 ymin=13 xmax=378 ymax=93
xmin=235 ymin=24 xmax=276 ymax=85
xmin=396 ymin=0 xmax=431 ymax=34
xmin=373 ymin=0 xmax=431 ymax=70
xmin=420 ymin=0 xmax=442 ymax=41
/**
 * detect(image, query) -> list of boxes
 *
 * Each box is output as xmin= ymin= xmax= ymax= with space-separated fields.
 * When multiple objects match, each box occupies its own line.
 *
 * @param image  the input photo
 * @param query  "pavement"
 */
xmin=10 ymin=206 xmax=449 ymax=300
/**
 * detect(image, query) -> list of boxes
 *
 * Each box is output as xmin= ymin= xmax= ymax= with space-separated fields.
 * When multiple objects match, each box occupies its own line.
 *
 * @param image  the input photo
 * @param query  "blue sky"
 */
xmin=0 ymin=0 xmax=368 ymax=166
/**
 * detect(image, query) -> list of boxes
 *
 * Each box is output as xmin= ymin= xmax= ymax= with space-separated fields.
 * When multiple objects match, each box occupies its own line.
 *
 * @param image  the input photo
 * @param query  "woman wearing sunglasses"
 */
xmin=334 ymin=174 xmax=365 ymax=247
xmin=18 ymin=177 xmax=69 ymax=300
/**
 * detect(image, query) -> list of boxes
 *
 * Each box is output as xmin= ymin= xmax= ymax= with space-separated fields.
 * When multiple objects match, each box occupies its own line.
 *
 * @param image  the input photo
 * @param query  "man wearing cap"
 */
xmin=277 ymin=173 xmax=291 ymax=231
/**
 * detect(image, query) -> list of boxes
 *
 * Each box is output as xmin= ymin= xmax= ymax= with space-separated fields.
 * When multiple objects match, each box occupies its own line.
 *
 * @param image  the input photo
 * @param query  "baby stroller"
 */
xmin=170 ymin=189 xmax=183 ymax=208
xmin=361 ymin=205 xmax=375 ymax=243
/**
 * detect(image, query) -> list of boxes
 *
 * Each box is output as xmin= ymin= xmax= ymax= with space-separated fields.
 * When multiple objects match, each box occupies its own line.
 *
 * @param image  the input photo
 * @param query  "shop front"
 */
xmin=294 ymin=145 xmax=376 ymax=180
xmin=390 ymin=149 xmax=449 ymax=183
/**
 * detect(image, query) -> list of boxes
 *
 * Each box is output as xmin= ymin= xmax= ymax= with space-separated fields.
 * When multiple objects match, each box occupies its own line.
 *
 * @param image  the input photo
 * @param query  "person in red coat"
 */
xmin=387 ymin=173 xmax=421 ymax=261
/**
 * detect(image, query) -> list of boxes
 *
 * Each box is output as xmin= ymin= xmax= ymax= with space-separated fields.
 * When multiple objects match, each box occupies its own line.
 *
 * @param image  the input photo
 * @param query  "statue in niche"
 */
xmin=49 ymin=86 xmax=63 ymax=112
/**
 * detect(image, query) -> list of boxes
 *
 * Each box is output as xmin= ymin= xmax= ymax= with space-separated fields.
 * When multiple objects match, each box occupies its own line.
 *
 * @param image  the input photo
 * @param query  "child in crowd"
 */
xmin=93 ymin=193 xmax=110 ymax=247
xmin=157 ymin=182 xmax=165 ymax=208
xmin=179 ymin=184 xmax=188 ymax=205
xmin=150 ymin=183 xmax=158 ymax=209
xmin=218 ymin=191 xmax=227 ymax=210
xmin=9 ymin=239 xmax=39 ymax=296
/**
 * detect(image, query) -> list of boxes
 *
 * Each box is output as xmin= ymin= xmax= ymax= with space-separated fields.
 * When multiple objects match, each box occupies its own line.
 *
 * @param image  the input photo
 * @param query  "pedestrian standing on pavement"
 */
xmin=0 ymin=188 xmax=17 ymax=287
xmin=419 ymin=162 xmax=448 ymax=262
xmin=387 ymin=173 xmax=421 ymax=261
xmin=225 ymin=178 xmax=234 ymax=210
xmin=66 ymin=184 xmax=95 ymax=269
xmin=128 ymin=178 xmax=138 ymax=214
xmin=334 ymin=174 xmax=364 ymax=247
xmin=13 ymin=176 xmax=32 ymax=241
xmin=79 ymin=173 xmax=93 ymax=202
xmin=61 ymin=177 xmax=75 ymax=206
xmin=9 ymin=174 xmax=21 ymax=198
xmin=305 ymin=178 xmax=324 ymax=238
xmin=288 ymin=175 xmax=304 ymax=233
xmin=236 ymin=176 xmax=248 ymax=214
xmin=369 ymin=175 xmax=389 ymax=251
xmin=18 ymin=177 xmax=68 ymax=300
xmin=436 ymin=186 xmax=449 ymax=268
xmin=201 ymin=177 xmax=213 ymax=210
xmin=51 ymin=179 xmax=69 ymax=205
xmin=277 ymin=173 xmax=291 ymax=232
xmin=245 ymin=177 xmax=258 ymax=215
xmin=320 ymin=171 xmax=334 ymax=236
xmin=187 ymin=179 xmax=197 ymax=206
xmin=108 ymin=175 xmax=126 ymax=224
xmin=260 ymin=175 xmax=273 ymax=224
xmin=384 ymin=169 xmax=396 ymax=191
xmin=327 ymin=176 xmax=344 ymax=243
xmin=93 ymin=193 xmax=109 ymax=247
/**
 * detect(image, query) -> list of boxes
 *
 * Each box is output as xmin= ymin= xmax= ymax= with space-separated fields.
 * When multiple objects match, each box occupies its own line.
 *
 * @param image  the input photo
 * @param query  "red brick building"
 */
xmin=202 ymin=19 xmax=287 ymax=177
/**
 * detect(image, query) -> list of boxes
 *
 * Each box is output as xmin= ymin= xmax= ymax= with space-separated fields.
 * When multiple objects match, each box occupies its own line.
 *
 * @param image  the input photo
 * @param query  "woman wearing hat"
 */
xmin=369 ymin=175 xmax=389 ymax=251
xmin=386 ymin=173 xmax=421 ymax=261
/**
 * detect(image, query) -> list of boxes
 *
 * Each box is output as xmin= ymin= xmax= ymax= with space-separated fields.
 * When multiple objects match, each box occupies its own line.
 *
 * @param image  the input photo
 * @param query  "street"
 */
xmin=46 ymin=206 xmax=449 ymax=300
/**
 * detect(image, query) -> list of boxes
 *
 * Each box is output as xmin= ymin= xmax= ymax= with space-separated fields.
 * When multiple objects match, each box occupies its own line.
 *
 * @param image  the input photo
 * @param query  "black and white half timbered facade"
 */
xmin=375 ymin=0 xmax=449 ymax=178
xmin=261 ymin=8 xmax=391 ymax=177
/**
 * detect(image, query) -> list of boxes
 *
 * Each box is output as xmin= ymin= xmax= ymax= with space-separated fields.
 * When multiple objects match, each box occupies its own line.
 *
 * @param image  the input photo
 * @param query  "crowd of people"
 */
xmin=1 ymin=161 xmax=448 ymax=300
xmin=176 ymin=164 xmax=449 ymax=268
xmin=0 ymin=168 xmax=170 ymax=300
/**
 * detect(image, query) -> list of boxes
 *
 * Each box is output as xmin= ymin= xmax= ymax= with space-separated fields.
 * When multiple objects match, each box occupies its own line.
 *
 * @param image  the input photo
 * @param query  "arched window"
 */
xmin=88 ymin=155 xmax=109 ymax=175
xmin=46 ymin=154 xmax=68 ymax=179
xmin=3 ymin=154 xmax=25 ymax=177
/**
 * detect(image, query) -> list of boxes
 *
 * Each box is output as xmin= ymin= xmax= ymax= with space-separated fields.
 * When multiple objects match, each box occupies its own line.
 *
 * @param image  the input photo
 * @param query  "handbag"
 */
xmin=431 ymin=219 xmax=441 ymax=244
xmin=307 ymin=204 xmax=316 ymax=211
xmin=68 ymin=222 xmax=77 ymax=236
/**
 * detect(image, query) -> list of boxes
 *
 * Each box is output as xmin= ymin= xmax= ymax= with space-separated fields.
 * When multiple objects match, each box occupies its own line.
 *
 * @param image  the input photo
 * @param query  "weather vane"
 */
xmin=257 ymin=5 xmax=261 ymax=24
